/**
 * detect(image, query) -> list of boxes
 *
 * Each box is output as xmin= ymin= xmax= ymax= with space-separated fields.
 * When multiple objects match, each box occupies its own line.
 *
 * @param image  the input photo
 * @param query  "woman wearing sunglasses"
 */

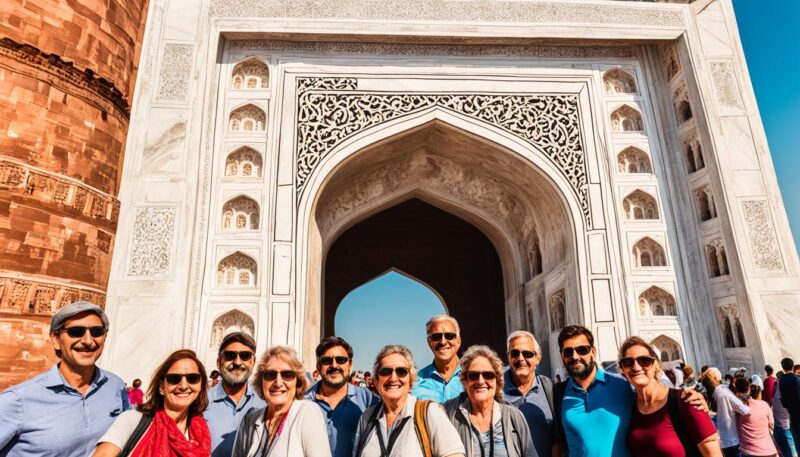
xmin=94 ymin=349 xmax=211 ymax=456
xmin=618 ymin=337 xmax=722 ymax=457
xmin=354 ymin=344 xmax=465 ymax=457
xmin=443 ymin=345 xmax=536 ymax=457
xmin=231 ymin=346 xmax=330 ymax=456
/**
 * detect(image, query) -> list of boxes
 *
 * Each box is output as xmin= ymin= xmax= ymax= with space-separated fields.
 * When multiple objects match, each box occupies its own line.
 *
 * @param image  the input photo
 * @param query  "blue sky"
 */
xmin=335 ymin=4 xmax=800 ymax=372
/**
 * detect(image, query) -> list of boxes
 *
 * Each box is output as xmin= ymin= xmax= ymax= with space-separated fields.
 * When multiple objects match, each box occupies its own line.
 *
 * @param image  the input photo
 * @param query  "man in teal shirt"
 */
xmin=411 ymin=315 xmax=464 ymax=403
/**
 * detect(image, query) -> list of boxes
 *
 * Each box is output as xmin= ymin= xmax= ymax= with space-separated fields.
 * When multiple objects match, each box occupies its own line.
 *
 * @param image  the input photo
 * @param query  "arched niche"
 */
xmin=617 ymin=146 xmax=652 ymax=174
xmin=209 ymin=310 xmax=255 ymax=348
xmin=603 ymin=69 xmax=637 ymax=94
xmin=623 ymin=190 xmax=659 ymax=220
xmin=229 ymin=104 xmax=266 ymax=132
xmin=696 ymin=188 xmax=716 ymax=221
xmin=676 ymin=100 xmax=693 ymax=123
xmin=216 ymin=252 xmax=257 ymax=287
xmin=549 ymin=289 xmax=566 ymax=331
xmin=231 ymin=58 xmax=269 ymax=89
xmin=632 ymin=237 xmax=666 ymax=267
xmin=225 ymin=147 xmax=263 ymax=177
xmin=222 ymin=195 xmax=260 ymax=230
xmin=610 ymin=105 xmax=644 ymax=132
xmin=638 ymin=286 xmax=676 ymax=316
xmin=706 ymin=241 xmax=729 ymax=278
xmin=651 ymin=335 xmax=682 ymax=362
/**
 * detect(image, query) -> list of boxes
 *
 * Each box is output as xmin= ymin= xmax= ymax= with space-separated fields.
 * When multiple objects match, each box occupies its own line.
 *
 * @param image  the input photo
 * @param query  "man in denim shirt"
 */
xmin=0 ymin=301 xmax=129 ymax=457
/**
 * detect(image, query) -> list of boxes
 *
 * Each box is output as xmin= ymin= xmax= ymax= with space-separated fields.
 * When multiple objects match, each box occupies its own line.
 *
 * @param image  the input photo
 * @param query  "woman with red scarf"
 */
xmin=94 ymin=349 xmax=211 ymax=456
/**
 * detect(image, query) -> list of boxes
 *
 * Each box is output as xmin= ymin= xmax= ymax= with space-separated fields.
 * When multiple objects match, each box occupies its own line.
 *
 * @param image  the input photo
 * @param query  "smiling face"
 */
xmin=464 ymin=356 xmax=497 ymax=404
xmin=261 ymin=356 xmax=298 ymax=411
xmin=161 ymin=358 xmax=202 ymax=414
xmin=317 ymin=345 xmax=352 ymax=389
xmin=560 ymin=334 xmax=596 ymax=380
xmin=217 ymin=341 xmax=255 ymax=387
xmin=507 ymin=336 xmax=540 ymax=384
xmin=620 ymin=345 xmax=658 ymax=388
xmin=376 ymin=353 xmax=411 ymax=404
xmin=50 ymin=312 xmax=106 ymax=371
xmin=427 ymin=319 xmax=461 ymax=364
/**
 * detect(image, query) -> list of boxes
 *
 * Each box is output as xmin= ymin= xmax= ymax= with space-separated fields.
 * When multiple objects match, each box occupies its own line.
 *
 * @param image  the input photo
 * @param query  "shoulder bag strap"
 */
xmin=539 ymin=375 xmax=554 ymax=414
xmin=117 ymin=413 xmax=154 ymax=457
xmin=666 ymin=389 xmax=701 ymax=457
xmin=414 ymin=400 xmax=434 ymax=457
xmin=355 ymin=405 xmax=383 ymax=457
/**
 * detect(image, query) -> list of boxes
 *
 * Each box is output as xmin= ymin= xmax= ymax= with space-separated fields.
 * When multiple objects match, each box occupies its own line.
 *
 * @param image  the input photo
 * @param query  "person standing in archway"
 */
xmin=412 ymin=315 xmax=464 ymax=403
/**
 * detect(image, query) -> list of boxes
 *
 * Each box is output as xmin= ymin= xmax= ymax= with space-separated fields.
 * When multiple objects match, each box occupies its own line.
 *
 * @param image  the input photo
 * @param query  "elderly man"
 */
xmin=705 ymin=366 xmax=750 ymax=457
xmin=503 ymin=330 xmax=555 ymax=457
xmin=204 ymin=331 xmax=266 ymax=457
xmin=0 ymin=301 xmax=129 ymax=457
xmin=304 ymin=336 xmax=378 ymax=457
xmin=412 ymin=314 xmax=464 ymax=403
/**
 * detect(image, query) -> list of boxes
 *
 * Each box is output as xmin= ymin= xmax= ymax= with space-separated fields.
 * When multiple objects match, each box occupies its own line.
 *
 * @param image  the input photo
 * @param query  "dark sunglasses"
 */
xmin=319 ymin=356 xmax=350 ymax=366
xmin=164 ymin=373 xmax=202 ymax=385
xmin=509 ymin=349 xmax=536 ymax=359
xmin=262 ymin=370 xmax=298 ymax=381
xmin=428 ymin=332 xmax=457 ymax=342
xmin=377 ymin=366 xmax=410 ymax=378
xmin=465 ymin=371 xmax=497 ymax=382
xmin=221 ymin=350 xmax=254 ymax=362
xmin=561 ymin=345 xmax=592 ymax=358
xmin=61 ymin=326 xmax=107 ymax=338
xmin=619 ymin=356 xmax=656 ymax=370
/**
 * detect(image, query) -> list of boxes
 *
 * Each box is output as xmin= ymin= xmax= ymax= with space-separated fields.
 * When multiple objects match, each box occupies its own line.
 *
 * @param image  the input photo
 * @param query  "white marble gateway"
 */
xmin=103 ymin=0 xmax=800 ymax=381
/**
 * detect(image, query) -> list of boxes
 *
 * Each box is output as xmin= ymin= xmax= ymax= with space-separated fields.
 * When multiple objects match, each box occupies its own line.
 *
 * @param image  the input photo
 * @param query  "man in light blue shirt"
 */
xmin=0 ymin=301 xmax=129 ymax=457
xmin=304 ymin=336 xmax=378 ymax=457
xmin=204 ymin=332 xmax=265 ymax=457
xmin=411 ymin=315 xmax=464 ymax=403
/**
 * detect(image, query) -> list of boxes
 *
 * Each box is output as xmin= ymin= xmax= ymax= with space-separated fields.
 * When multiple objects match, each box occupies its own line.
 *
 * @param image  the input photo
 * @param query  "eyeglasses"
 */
xmin=262 ymin=370 xmax=298 ymax=381
xmin=465 ymin=371 xmax=497 ymax=382
xmin=164 ymin=373 xmax=203 ymax=385
xmin=319 ymin=356 xmax=350 ymax=366
xmin=60 ymin=326 xmax=107 ymax=338
xmin=619 ymin=356 xmax=656 ymax=370
xmin=509 ymin=349 xmax=536 ymax=359
xmin=428 ymin=332 xmax=457 ymax=342
xmin=377 ymin=366 xmax=410 ymax=378
xmin=221 ymin=350 xmax=254 ymax=362
xmin=561 ymin=345 xmax=592 ymax=358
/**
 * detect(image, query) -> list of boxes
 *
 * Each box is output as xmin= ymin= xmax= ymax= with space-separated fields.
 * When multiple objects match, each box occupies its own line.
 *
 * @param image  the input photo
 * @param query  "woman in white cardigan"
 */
xmin=232 ymin=346 xmax=331 ymax=457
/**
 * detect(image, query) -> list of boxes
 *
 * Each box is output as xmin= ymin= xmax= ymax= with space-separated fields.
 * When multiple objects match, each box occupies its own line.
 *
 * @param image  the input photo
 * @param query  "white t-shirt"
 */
xmin=98 ymin=410 xmax=145 ymax=449
xmin=357 ymin=395 xmax=465 ymax=457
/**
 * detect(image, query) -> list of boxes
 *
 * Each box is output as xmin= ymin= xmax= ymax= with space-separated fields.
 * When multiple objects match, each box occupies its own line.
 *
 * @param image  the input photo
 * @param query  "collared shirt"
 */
xmin=713 ymin=383 xmax=750 ymax=448
xmin=0 ymin=364 xmax=129 ymax=457
xmin=411 ymin=362 xmax=464 ymax=403
xmin=561 ymin=367 xmax=635 ymax=457
xmin=303 ymin=382 xmax=378 ymax=457
xmin=503 ymin=370 xmax=553 ymax=457
xmin=204 ymin=381 xmax=266 ymax=457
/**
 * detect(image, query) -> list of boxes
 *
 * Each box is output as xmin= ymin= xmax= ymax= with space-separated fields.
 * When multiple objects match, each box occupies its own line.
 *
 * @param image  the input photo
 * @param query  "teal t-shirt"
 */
xmin=411 ymin=363 xmax=464 ymax=403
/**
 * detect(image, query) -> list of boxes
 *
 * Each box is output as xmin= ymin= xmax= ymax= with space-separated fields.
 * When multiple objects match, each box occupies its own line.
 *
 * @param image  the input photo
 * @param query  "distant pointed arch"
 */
xmin=623 ymin=190 xmax=659 ymax=220
xmin=632 ymin=237 xmax=666 ymax=267
xmin=638 ymin=286 xmax=676 ymax=316
xmin=216 ymin=252 xmax=257 ymax=287
xmin=209 ymin=310 xmax=255 ymax=348
xmin=651 ymin=335 xmax=682 ymax=362
xmin=617 ymin=146 xmax=652 ymax=174
xmin=231 ymin=58 xmax=269 ymax=89
xmin=603 ymin=69 xmax=638 ymax=94
xmin=611 ymin=104 xmax=644 ymax=132
xmin=229 ymin=104 xmax=266 ymax=132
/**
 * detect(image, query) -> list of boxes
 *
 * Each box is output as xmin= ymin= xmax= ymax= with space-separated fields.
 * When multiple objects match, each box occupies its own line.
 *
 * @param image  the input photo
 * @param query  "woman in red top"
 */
xmin=619 ymin=336 xmax=722 ymax=457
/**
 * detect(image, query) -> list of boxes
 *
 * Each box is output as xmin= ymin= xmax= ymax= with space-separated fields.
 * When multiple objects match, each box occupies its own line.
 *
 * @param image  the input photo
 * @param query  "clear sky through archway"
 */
xmin=334 ymin=270 xmax=446 ymax=373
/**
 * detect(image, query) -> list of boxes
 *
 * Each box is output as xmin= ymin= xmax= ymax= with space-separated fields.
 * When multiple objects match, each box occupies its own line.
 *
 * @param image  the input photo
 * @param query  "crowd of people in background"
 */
xmin=1 ymin=300 xmax=800 ymax=457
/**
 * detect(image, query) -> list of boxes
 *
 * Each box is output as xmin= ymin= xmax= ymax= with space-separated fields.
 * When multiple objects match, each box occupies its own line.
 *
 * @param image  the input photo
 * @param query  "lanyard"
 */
xmin=376 ymin=416 xmax=410 ymax=457
xmin=260 ymin=412 xmax=289 ymax=456
xmin=471 ymin=422 xmax=495 ymax=457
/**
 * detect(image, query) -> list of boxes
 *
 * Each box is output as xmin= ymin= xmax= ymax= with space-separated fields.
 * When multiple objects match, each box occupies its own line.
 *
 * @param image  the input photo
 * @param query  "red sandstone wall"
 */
xmin=0 ymin=0 xmax=148 ymax=389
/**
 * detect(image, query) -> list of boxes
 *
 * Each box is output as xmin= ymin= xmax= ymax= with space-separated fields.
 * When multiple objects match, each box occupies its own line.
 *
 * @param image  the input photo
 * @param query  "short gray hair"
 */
xmin=372 ymin=344 xmax=418 ymax=386
xmin=506 ymin=330 xmax=540 ymax=352
xmin=459 ymin=345 xmax=505 ymax=401
xmin=425 ymin=315 xmax=460 ymax=335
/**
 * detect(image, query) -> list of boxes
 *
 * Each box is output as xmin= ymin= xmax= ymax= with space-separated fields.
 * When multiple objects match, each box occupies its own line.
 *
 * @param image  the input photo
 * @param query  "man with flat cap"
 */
xmin=0 ymin=301 xmax=129 ymax=457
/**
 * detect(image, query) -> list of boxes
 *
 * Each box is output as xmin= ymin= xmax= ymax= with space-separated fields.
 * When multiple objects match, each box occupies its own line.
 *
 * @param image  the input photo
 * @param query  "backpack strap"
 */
xmin=118 ymin=413 xmax=153 ymax=457
xmin=354 ymin=404 xmax=382 ymax=457
xmin=552 ymin=380 xmax=568 ymax=456
xmin=538 ymin=375 xmax=555 ymax=415
xmin=414 ymin=399 xmax=434 ymax=457
xmin=666 ymin=389 xmax=701 ymax=457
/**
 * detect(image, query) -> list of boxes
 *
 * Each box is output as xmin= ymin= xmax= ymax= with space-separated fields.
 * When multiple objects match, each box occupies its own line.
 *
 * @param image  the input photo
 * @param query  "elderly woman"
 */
xmin=619 ymin=336 xmax=721 ymax=457
xmin=94 ymin=349 xmax=211 ymax=456
xmin=232 ymin=345 xmax=330 ymax=456
xmin=443 ymin=345 xmax=535 ymax=457
xmin=354 ymin=344 xmax=465 ymax=457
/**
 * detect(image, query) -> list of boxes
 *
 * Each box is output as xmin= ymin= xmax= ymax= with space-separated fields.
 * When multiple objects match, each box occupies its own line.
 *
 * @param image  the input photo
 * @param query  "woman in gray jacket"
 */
xmin=444 ymin=345 xmax=537 ymax=457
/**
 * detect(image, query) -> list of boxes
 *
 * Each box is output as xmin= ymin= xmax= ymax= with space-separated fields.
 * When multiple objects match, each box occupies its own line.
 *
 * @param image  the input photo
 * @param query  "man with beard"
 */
xmin=204 ymin=332 xmax=265 ymax=457
xmin=304 ymin=336 xmax=377 ymax=457
xmin=503 ymin=330 xmax=555 ymax=457
xmin=552 ymin=325 xmax=706 ymax=457
xmin=412 ymin=315 xmax=465 ymax=402
xmin=0 ymin=301 xmax=129 ymax=457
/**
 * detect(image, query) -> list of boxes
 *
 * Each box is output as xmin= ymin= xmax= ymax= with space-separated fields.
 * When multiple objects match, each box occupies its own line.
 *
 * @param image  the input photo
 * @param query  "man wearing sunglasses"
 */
xmin=0 ymin=301 xmax=129 ymax=457
xmin=503 ymin=330 xmax=556 ymax=457
xmin=412 ymin=315 xmax=465 ymax=403
xmin=203 ymin=331 xmax=265 ymax=457
xmin=304 ymin=336 xmax=378 ymax=457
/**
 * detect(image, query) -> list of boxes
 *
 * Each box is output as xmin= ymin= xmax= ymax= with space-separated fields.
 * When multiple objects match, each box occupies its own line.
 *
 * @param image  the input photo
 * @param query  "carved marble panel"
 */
xmin=709 ymin=60 xmax=744 ymax=110
xmin=741 ymin=200 xmax=784 ymax=272
xmin=128 ymin=207 xmax=177 ymax=276
xmin=156 ymin=44 xmax=194 ymax=102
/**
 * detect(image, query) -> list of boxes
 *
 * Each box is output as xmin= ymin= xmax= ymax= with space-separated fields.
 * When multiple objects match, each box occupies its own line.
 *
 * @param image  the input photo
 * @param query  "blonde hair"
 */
xmin=459 ymin=345 xmax=505 ymax=401
xmin=251 ymin=346 xmax=308 ymax=400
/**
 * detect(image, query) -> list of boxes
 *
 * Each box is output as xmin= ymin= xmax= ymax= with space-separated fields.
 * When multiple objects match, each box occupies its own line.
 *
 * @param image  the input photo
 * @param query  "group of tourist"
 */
xmin=1 ymin=301 xmax=800 ymax=457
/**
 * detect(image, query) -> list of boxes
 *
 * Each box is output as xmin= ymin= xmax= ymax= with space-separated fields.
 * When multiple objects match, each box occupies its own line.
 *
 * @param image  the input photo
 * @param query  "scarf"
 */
xmin=132 ymin=409 xmax=211 ymax=457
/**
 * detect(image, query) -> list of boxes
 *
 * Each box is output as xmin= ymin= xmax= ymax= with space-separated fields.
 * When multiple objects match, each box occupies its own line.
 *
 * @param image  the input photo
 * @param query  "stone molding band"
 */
xmin=0 ymin=273 xmax=107 ymax=316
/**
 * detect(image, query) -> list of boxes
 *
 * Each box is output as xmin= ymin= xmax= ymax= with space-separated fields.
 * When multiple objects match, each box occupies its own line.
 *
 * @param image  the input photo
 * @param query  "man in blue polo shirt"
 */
xmin=305 ymin=336 xmax=378 ymax=457
xmin=412 ymin=315 xmax=464 ymax=403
